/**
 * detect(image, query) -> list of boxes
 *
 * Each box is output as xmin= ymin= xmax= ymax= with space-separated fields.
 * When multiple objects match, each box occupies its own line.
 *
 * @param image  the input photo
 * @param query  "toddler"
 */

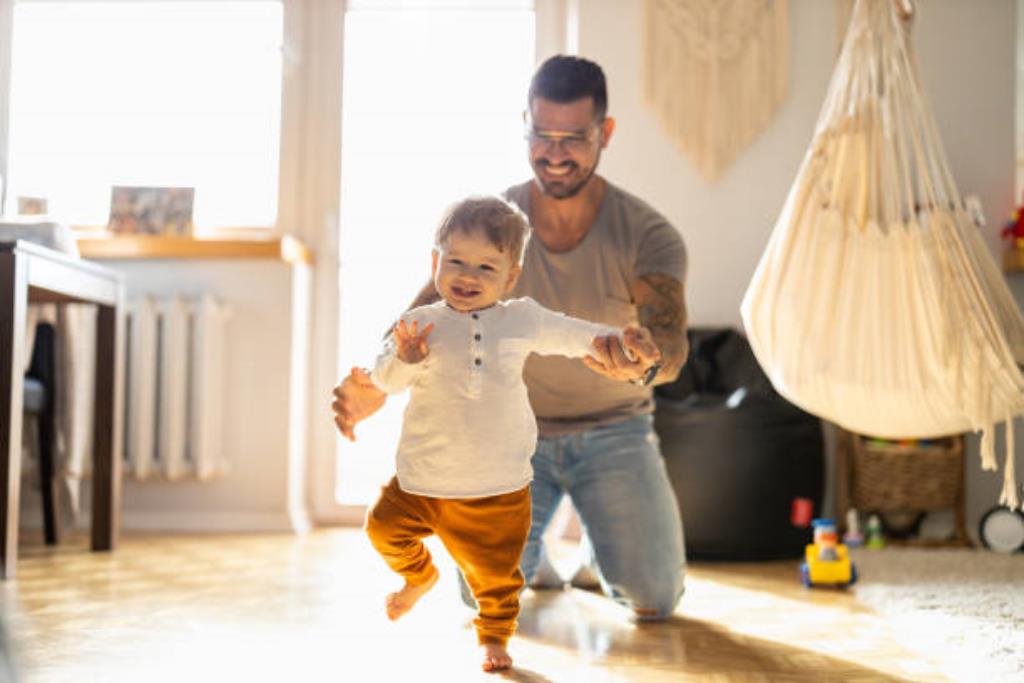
xmin=363 ymin=196 xmax=658 ymax=672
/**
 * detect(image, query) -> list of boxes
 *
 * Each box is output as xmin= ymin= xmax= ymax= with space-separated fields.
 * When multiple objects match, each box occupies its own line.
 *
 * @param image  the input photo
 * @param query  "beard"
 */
xmin=531 ymin=154 xmax=600 ymax=199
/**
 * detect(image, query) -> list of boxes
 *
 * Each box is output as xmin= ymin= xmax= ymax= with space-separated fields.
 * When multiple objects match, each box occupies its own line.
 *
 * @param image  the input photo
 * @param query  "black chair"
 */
xmin=654 ymin=327 xmax=825 ymax=561
xmin=23 ymin=322 xmax=59 ymax=545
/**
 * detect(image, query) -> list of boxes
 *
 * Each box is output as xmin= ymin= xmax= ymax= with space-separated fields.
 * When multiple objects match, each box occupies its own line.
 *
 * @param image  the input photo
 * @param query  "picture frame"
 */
xmin=107 ymin=186 xmax=195 ymax=236
xmin=17 ymin=196 xmax=48 ymax=216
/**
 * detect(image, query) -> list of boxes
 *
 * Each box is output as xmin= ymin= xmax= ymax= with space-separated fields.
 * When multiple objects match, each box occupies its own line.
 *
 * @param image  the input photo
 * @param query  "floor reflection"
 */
xmin=516 ymin=587 xmax=919 ymax=681
xmin=8 ymin=530 xmax=945 ymax=683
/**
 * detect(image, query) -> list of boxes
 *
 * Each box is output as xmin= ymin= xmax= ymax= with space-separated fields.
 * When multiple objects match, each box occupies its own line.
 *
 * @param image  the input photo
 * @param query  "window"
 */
xmin=4 ymin=1 xmax=283 ymax=230
xmin=337 ymin=0 xmax=535 ymax=504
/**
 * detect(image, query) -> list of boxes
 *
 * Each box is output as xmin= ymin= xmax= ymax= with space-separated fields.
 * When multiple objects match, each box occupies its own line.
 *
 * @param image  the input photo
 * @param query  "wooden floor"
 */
xmin=1 ymin=529 xmax=952 ymax=682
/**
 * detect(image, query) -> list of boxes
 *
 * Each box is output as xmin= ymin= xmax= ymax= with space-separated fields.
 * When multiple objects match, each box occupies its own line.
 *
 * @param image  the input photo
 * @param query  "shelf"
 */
xmin=1003 ymin=248 xmax=1024 ymax=273
xmin=835 ymin=427 xmax=969 ymax=546
xmin=75 ymin=234 xmax=313 ymax=265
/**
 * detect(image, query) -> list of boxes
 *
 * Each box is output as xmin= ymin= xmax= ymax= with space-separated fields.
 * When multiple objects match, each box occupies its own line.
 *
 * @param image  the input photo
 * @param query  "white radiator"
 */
xmin=125 ymin=294 xmax=230 ymax=481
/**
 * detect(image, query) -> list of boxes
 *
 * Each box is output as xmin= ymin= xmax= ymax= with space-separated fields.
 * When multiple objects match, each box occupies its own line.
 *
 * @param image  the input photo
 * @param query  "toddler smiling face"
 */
xmin=432 ymin=227 xmax=521 ymax=312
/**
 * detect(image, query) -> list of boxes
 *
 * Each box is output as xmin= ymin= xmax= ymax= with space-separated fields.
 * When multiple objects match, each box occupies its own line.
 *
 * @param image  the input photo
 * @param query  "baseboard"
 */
xmin=20 ymin=486 xmax=314 ymax=533
xmin=310 ymin=504 xmax=366 ymax=527
xmin=127 ymin=510 xmax=310 ymax=532
xmin=20 ymin=509 xmax=309 ymax=534
xmin=288 ymin=505 xmax=314 ymax=534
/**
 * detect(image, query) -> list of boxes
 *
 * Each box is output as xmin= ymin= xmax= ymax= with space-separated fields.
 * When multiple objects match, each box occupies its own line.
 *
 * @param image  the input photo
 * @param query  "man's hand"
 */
xmin=393 ymin=319 xmax=434 ymax=364
xmin=332 ymin=367 xmax=387 ymax=442
xmin=583 ymin=326 xmax=661 ymax=382
xmin=623 ymin=326 xmax=660 ymax=363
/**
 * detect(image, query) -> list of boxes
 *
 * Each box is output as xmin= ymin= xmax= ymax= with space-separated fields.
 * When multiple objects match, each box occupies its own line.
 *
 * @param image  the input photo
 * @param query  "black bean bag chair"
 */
xmin=654 ymin=328 xmax=824 ymax=561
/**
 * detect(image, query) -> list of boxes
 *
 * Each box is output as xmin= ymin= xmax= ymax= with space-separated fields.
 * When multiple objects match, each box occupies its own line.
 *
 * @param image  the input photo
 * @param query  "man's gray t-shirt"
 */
xmin=504 ymin=180 xmax=688 ymax=437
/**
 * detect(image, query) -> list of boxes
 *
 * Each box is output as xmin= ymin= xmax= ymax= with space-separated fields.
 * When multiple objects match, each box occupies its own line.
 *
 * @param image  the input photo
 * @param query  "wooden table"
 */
xmin=0 ymin=240 xmax=124 ymax=579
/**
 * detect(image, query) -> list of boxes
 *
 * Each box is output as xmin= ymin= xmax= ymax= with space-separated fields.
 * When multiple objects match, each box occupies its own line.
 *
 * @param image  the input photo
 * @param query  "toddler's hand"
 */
xmin=622 ymin=326 xmax=661 ymax=365
xmin=583 ymin=326 xmax=661 ymax=382
xmin=393 ymin=319 xmax=434 ymax=364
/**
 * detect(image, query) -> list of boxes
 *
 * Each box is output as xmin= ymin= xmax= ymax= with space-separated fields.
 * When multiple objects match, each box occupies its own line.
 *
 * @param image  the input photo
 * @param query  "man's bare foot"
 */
xmin=481 ymin=643 xmax=512 ymax=672
xmin=385 ymin=568 xmax=439 ymax=621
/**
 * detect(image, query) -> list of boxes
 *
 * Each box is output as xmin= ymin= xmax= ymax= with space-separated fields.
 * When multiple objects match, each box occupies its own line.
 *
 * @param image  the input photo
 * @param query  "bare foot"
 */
xmin=481 ymin=643 xmax=512 ymax=672
xmin=385 ymin=568 xmax=439 ymax=621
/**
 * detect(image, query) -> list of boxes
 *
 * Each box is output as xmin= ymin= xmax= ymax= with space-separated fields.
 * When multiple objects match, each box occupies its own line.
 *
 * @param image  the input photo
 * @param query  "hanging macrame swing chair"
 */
xmin=741 ymin=0 xmax=1024 ymax=509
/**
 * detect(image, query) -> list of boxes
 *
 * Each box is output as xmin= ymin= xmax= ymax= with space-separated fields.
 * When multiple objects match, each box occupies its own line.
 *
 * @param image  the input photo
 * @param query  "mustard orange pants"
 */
xmin=365 ymin=476 xmax=532 ymax=646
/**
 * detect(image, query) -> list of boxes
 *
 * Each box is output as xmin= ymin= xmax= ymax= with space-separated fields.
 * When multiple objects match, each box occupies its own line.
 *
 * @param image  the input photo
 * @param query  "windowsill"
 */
xmin=74 ymin=232 xmax=313 ymax=265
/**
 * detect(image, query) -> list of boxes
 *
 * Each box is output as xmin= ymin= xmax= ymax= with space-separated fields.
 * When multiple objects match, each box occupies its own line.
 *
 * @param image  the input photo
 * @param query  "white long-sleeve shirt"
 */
xmin=371 ymin=297 xmax=618 ymax=498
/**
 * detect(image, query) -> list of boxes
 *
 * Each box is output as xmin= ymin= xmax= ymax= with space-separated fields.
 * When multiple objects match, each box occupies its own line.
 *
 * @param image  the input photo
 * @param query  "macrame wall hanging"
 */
xmin=742 ymin=0 xmax=1024 ymax=509
xmin=643 ymin=0 xmax=789 ymax=182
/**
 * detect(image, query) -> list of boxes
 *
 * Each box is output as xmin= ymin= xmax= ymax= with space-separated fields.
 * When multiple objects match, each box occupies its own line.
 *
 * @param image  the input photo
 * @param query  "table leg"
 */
xmin=0 ymin=252 xmax=28 ymax=578
xmin=91 ymin=300 xmax=123 ymax=552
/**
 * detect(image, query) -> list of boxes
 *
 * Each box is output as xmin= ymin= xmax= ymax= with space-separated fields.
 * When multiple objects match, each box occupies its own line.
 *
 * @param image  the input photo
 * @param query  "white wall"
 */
xmin=583 ymin=0 xmax=1015 ymax=326
xmin=576 ymin=0 xmax=1016 ymax=539
xmin=29 ymin=259 xmax=315 ymax=533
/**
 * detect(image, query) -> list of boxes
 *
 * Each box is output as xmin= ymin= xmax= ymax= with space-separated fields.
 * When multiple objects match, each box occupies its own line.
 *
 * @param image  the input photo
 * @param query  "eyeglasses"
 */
xmin=524 ymin=124 xmax=602 ymax=153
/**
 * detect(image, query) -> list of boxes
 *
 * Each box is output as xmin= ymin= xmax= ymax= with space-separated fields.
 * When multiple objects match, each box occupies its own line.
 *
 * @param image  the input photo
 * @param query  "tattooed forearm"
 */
xmin=631 ymin=273 xmax=689 ymax=385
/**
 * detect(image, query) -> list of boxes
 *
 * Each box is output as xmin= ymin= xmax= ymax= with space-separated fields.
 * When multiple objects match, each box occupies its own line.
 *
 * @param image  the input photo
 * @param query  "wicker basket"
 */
xmin=850 ymin=436 xmax=963 ymax=512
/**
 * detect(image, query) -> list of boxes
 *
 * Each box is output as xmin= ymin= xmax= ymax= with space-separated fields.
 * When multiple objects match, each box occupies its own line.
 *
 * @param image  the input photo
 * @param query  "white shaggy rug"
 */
xmin=849 ymin=547 xmax=1024 ymax=682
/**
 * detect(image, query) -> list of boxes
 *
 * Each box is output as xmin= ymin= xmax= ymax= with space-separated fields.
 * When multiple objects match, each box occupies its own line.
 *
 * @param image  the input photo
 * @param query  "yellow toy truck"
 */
xmin=800 ymin=518 xmax=858 ymax=588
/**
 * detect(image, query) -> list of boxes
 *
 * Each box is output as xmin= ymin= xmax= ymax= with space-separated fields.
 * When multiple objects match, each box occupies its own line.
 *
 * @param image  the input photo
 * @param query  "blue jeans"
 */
xmin=461 ymin=414 xmax=686 ymax=618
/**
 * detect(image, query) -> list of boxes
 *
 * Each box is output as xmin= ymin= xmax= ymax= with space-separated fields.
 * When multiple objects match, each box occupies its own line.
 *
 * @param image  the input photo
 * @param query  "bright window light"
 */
xmin=337 ymin=2 xmax=535 ymax=504
xmin=5 ymin=1 xmax=283 ymax=230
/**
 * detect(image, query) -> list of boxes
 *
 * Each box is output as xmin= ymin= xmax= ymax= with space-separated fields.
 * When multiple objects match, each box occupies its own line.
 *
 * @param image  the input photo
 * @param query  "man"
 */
xmin=334 ymin=55 xmax=688 ymax=620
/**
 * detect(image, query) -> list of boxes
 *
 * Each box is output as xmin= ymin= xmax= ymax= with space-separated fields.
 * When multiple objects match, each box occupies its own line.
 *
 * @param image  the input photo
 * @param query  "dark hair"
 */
xmin=528 ymin=55 xmax=608 ymax=121
xmin=435 ymin=196 xmax=530 ymax=264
